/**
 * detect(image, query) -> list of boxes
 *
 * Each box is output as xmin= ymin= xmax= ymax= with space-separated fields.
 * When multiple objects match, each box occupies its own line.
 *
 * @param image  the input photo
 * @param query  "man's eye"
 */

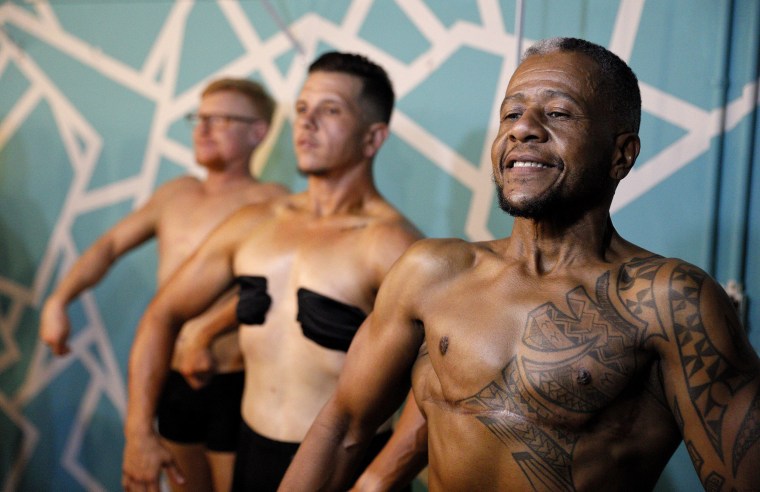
xmin=547 ymin=110 xmax=569 ymax=118
xmin=503 ymin=112 xmax=521 ymax=121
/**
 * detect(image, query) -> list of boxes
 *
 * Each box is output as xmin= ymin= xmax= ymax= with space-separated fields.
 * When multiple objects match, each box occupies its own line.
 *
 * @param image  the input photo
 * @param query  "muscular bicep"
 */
xmin=336 ymin=321 xmax=420 ymax=434
xmin=335 ymin=253 xmax=428 ymax=431
xmin=655 ymin=263 xmax=760 ymax=487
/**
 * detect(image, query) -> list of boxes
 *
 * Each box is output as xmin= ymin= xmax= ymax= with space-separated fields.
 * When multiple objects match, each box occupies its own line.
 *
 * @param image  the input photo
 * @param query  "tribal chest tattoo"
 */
xmin=456 ymin=256 xmax=760 ymax=490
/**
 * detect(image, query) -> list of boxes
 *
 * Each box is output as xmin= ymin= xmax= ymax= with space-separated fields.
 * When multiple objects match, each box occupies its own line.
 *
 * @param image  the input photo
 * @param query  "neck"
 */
xmin=507 ymin=208 xmax=617 ymax=274
xmin=304 ymin=162 xmax=379 ymax=216
xmin=202 ymin=162 xmax=255 ymax=192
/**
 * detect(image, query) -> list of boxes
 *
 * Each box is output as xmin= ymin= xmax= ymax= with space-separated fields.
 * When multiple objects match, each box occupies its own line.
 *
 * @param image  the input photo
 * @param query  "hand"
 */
xmin=350 ymin=471 xmax=386 ymax=492
xmin=174 ymin=329 xmax=217 ymax=390
xmin=39 ymin=299 xmax=72 ymax=356
xmin=122 ymin=430 xmax=184 ymax=492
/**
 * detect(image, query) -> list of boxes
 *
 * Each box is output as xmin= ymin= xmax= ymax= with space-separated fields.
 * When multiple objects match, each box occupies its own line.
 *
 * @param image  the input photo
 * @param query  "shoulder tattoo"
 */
xmin=457 ymin=256 xmax=759 ymax=487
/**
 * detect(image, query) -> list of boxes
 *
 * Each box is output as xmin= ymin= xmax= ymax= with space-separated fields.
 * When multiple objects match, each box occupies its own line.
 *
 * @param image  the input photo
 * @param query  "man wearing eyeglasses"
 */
xmin=121 ymin=52 xmax=428 ymax=492
xmin=39 ymin=78 xmax=288 ymax=492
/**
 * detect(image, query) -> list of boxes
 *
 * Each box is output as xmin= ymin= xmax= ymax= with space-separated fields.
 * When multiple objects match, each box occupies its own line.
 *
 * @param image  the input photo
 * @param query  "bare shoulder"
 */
xmin=245 ymin=180 xmax=289 ymax=202
xmin=151 ymin=175 xmax=203 ymax=199
xmin=220 ymin=194 xmax=281 ymax=230
xmin=616 ymin=254 xmax=724 ymax=303
xmin=614 ymin=255 xmax=749 ymax=352
xmin=366 ymin=207 xmax=423 ymax=248
xmin=654 ymin=258 xmax=740 ymax=331
xmin=126 ymin=176 xmax=201 ymax=218
xmin=367 ymin=195 xmax=425 ymax=235
xmin=372 ymin=237 xmax=490 ymax=319
xmin=390 ymin=237 xmax=490 ymax=285
xmin=359 ymin=201 xmax=423 ymax=277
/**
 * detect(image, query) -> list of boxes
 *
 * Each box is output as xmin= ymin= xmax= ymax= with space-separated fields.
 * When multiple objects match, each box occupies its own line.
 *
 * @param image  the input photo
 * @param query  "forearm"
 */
xmin=282 ymin=287 xmax=423 ymax=491
xmin=49 ymin=239 xmax=121 ymax=307
xmin=353 ymin=396 xmax=428 ymax=491
xmin=40 ymin=241 xmax=122 ymax=354
xmin=122 ymin=302 xmax=187 ymax=489
xmin=181 ymin=289 xmax=239 ymax=347
xmin=279 ymin=401 xmax=371 ymax=491
xmin=125 ymin=307 xmax=183 ymax=437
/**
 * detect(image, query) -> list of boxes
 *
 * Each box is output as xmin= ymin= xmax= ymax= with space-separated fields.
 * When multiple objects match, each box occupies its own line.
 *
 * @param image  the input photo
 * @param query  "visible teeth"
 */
xmin=513 ymin=161 xmax=549 ymax=168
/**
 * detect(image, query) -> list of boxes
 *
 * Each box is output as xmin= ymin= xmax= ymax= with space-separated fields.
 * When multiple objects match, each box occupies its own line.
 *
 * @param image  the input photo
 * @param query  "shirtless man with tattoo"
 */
xmin=122 ymin=52 xmax=426 ymax=491
xmin=280 ymin=37 xmax=760 ymax=491
xmin=40 ymin=78 xmax=288 ymax=492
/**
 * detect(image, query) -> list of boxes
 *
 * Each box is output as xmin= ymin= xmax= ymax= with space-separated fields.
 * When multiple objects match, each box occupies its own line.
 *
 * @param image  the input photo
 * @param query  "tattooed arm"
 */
xmin=651 ymin=261 xmax=760 ymax=490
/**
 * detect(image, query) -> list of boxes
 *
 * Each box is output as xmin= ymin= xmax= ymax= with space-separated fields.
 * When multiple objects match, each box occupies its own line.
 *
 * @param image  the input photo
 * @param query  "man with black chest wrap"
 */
xmin=123 ymin=52 xmax=428 ymax=492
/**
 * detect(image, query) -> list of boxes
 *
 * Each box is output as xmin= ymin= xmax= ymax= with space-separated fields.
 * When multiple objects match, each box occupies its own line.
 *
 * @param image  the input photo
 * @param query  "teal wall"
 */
xmin=1 ymin=1 xmax=758 ymax=490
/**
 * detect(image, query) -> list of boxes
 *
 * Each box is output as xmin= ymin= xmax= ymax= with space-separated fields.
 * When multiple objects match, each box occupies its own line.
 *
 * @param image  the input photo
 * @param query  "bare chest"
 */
xmin=411 ymin=254 xmax=682 ymax=491
xmin=233 ymin=214 xmax=378 ymax=310
xmin=159 ymin=190 xmax=252 ymax=255
xmin=414 ymin=269 xmax=652 ymax=430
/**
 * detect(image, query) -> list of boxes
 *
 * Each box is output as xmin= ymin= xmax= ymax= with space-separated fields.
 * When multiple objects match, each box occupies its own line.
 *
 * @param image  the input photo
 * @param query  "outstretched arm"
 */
xmin=654 ymin=262 xmax=760 ymax=489
xmin=351 ymin=392 xmax=428 ymax=492
xmin=122 ymin=208 xmax=253 ymax=492
xmin=39 ymin=191 xmax=164 ymax=355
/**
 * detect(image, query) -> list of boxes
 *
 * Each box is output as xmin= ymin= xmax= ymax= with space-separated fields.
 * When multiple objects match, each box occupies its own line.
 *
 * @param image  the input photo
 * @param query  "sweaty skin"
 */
xmin=279 ymin=48 xmax=760 ymax=491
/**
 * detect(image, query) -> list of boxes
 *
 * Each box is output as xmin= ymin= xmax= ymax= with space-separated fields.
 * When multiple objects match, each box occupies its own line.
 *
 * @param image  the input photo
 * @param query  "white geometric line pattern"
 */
xmin=0 ymin=1 xmax=757 ymax=490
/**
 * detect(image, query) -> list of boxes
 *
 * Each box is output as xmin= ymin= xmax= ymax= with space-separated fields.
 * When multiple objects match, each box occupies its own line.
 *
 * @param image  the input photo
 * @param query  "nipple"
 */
xmin=439 ymin=336 xmax=449 ymax=355
xmin=576 ymin=368 xmax=592 ymax=385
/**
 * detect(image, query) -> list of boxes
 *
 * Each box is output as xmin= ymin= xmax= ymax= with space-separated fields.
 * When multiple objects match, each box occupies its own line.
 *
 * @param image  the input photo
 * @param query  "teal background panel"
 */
xmin=52 ymin=2 xmax=172 ymax=71
xmin=0 ymin=102 xmax=72 ymax=285
xmin=0 ymin=1 xmax=758 ymax=490
xmin=398 ymin=46 xmax=503 ymax=166
xmin=175 ymin=5 xmax=249 ymax=94
xmin=360 ymin=1 xmax=430 ymax=64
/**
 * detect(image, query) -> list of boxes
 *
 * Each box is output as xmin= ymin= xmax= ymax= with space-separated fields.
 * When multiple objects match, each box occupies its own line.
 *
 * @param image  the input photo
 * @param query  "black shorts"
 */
xmin=231 ymin=421 xmax=412 ymax=491
xmin=156 ymin=370 xmax=244 ymax=452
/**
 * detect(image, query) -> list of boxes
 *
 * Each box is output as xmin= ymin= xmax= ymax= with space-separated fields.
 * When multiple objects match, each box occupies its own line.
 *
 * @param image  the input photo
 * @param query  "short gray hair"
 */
xmin=522 ymin=37 xmax=641 ymax=133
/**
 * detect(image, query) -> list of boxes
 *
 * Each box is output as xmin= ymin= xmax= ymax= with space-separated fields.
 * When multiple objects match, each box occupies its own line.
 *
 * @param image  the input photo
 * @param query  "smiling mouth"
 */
xmin=511 ymin=160 xmax=552 ymax=169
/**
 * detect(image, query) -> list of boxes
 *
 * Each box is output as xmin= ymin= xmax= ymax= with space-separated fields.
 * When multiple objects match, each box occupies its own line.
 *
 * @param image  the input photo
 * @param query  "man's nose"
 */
xmin=508 ymin=108 xmax=548 ymax=142
xmin=295 ymin=107 xmax=319 ymax=130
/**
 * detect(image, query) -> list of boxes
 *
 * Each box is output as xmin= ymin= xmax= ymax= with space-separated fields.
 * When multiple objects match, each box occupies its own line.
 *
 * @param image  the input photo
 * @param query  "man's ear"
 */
xmin=363 ymin=122 xmax=389 ymax=159
xmin=610 ymin=132 xmax=640 ymax=181
xmin=248 ymin=120 xmax=270 ymax=146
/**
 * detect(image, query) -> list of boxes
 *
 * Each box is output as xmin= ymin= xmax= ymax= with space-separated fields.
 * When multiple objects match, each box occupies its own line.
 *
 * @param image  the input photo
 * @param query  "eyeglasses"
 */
xmin=185 ymin=112 xmax=261 ymax=129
